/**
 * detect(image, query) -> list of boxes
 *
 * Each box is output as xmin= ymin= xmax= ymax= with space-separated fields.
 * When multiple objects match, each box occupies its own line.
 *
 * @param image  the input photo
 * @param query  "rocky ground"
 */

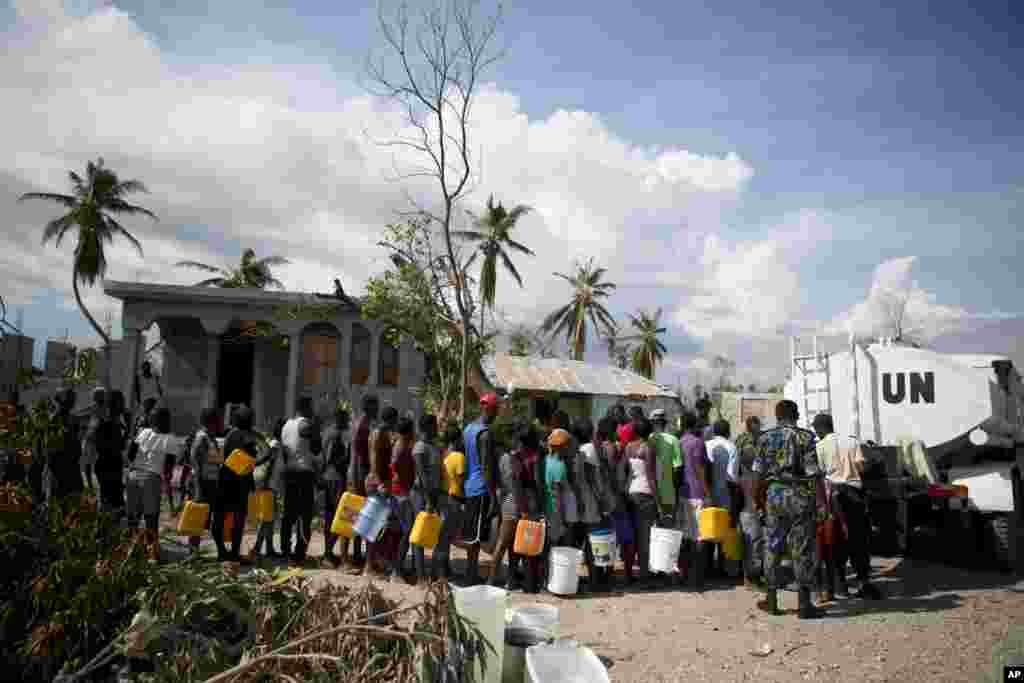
xmin=160 ymin=510 xmax=1024 ymax=683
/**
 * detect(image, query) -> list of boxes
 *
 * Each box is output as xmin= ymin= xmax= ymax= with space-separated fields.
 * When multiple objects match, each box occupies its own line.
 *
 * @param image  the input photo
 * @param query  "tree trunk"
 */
xmin=72 ymin=266 xmax=111 ymax=388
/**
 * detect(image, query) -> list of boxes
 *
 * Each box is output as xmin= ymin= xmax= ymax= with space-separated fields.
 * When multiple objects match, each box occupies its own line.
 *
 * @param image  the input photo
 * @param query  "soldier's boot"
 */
xmin=798 ymin=588 xmax=825 ymax=619
xmin=757 ymin=589 xmax=780 ymax=616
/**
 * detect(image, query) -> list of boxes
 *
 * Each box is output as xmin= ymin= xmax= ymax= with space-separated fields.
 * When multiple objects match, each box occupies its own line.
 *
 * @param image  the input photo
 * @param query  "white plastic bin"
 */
xmin=507 ymin=604 xmax=559 ymax=638
xmin=547 ymin=547 xmax=582 ymax=596
xmin=526 ymin=641 xmax=609 ymax=683
xmin=649 ymin=526 xmax=683 ymax=573
xmin=453 ymin=585 xmax=508 ymax=683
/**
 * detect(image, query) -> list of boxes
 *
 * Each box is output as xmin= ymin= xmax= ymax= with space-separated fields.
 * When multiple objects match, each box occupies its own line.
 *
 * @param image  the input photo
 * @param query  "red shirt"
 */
xmin=617 ymin=423 xmax=635 ymax=448
xmin=389 ymin=441 xmax=415 ymax=496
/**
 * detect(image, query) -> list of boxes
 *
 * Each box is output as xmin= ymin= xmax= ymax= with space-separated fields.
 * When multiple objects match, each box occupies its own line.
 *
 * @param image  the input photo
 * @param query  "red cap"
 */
xmin=617 ymin=422 xmax=635 ymax=445
xmin=480 ymin=392 xmax=500 ymax=408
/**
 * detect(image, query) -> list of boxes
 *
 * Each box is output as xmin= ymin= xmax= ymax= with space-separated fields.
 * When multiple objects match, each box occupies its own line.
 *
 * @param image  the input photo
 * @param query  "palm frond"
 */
xmin=451 ymin=230 xmax=486 ymax=242
xmin=498 ymin=248 xmax=524 ymax=288
xmin=105 ymin=217 xmax=144 ymax=257
xmin=104 ymin=199 xmax=158 ymax=221
xmin=504 ymin=238 xmax=535 ymax=256
xmin=41 ymin=214 xmax=76 ymax=246
xmin=18 ymin=191 xmax=78 ymax=207
xmin=175 ymin=260 xmax=225 ymax=274
xmin=255 ymin=256 xmax=290 ymax=268
xmin=115 ymin=179 xmax=149 ymax=195
xmin=194 ymin=277 xmax=226 ymax=287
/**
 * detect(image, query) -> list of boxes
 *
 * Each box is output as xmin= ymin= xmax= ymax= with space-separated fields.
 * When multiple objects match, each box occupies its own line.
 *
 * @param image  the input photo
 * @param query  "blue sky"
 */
xmin=2 ymin=0 xmax=1021 ymax=382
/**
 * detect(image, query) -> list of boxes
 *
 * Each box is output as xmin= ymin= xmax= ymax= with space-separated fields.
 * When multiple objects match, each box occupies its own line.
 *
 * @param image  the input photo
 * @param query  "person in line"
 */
xmin=125 ymin=406 xmax=181 ymax=561
xmin=812 ymin=413 xmax=883 ymax=601
xmin=573 ymin=416 xmax=609 ymax=592
xmin=133 ymin=359 xmax=163 ymax=411
xmin=649 ymin=409 xmax=681 ymax=586
xmin=489 ymin=419 xmax=536 ymax=589
xmin=459 ymin=393 xmax=501 ymax=586
xmin=250 ymin=418 xmax=286 ymax=559
xmin=598 ymin=416 xmax=634 ymax=585
xmin=388 ymin=416 xmax=417 ymax=582
xmin=544 ymin=428 xmax=573 ymax=548
xmin=46 ymin=388 xmax=84 ymax=501
xmin=320 ymin=409 xmax=351 ymax=569
xmin=80 ymin=388 xmax=106 ymax=491
xmin=734 ymin=416 xmax=764 ymax=588
xmin=433 ymin=426 xmax=466 ymax=580
xmin=706 ymin=419 xmax=740 ymax=577
xmin=131 ymin=398 xmax=157 ymax=443
xmin=677 ymin=411 xmax=713 ymax=591
xmin=280 ymin=397 xmax=323 ymax=568
xmin=93 ymin=390 xmax=127 ymax=517
xmin=516 ymin=425 xmax=545 ymax=593
xmin=341 ymin=395 xmax=378 ymax=573
xmin=213 ymin=405 xmax=260 ymax=563
xmin=411 ymin=414 xmax=440 ymax=583
xmin=362 ymin=405 xmax=398 ymax=579
xmin=626 ymin=417 xmax=660 ymax=587
xmin=752 ymin=399 xmax=824 ymax=619
xmin=186 ymin=408 xmax=222 ymax=555
xmin=696 ymin=392 xmax=713 ymax=427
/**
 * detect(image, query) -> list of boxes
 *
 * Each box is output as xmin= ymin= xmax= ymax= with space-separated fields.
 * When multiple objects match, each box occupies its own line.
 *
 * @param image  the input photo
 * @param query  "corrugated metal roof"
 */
xmin=482 ymin=353 xmax=678 ymax=399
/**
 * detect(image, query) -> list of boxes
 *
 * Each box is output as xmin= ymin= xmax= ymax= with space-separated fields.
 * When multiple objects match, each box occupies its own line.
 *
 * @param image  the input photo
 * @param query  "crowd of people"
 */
xmin=7 ymin=382 xmax=885 ymax=620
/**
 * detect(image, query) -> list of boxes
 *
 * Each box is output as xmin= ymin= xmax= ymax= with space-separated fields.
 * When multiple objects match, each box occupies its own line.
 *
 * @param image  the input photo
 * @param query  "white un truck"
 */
xmin=786 ymin=336 xmax=1024 ymax=572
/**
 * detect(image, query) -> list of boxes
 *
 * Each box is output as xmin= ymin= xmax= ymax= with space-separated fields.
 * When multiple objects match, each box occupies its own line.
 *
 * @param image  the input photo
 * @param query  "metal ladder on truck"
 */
xmin=790 ymin=336 xmax=832 ymax=429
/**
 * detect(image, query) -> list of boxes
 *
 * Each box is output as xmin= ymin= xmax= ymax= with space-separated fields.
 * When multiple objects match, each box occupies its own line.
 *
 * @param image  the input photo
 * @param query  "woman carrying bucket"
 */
xmin=598 ymin=416 xmax=634 ymax=586
xmin=488 ymin=419 xmax=539 ymax=589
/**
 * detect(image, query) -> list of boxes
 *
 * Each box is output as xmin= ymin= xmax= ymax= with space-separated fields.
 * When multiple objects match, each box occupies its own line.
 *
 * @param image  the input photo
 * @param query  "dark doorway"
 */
xmin=217 ymin=340 xmax=254 ymax=409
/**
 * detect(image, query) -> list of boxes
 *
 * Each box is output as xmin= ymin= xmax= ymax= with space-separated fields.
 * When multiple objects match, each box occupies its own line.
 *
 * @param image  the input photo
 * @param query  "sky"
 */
xmin=1 ymin=0 xmax=1021 ymax=388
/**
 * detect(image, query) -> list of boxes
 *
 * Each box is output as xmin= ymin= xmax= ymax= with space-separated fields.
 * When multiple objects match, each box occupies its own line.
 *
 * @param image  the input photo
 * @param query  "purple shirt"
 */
xmin=679 ymin=432 xmax=708 ymax=500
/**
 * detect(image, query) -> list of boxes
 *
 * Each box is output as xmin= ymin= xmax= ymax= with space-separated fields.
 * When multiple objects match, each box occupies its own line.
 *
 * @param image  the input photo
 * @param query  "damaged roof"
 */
xmin=482 ymin=353 xmax=679 ymax=400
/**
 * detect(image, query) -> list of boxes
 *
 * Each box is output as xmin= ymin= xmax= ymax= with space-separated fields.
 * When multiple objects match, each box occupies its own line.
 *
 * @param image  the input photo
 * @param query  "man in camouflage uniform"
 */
xmin=752 ymin=400 xmax=824 ymax=619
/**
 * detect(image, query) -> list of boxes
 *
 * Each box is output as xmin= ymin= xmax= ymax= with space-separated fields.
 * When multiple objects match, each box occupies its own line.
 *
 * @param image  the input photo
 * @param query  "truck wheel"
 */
xmin=983 ymin=513 xmax=1018 ymax=572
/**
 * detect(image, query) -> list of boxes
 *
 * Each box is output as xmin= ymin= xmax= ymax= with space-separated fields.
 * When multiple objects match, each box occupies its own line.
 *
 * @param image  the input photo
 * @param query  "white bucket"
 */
xmin=588 ymin=529 xmax=617 ymax=567
xmin=649 ymin=526 xmax=683 ymax=573
xmin=547 ymin=546 xmax=582 ymax=596
xmin=507 ymin=604 xmax=559 ymax=638
xmin=526 ymin=640 xmax=610 ymax=683
xmin=453 ymin=585 xmax=508 ymax=683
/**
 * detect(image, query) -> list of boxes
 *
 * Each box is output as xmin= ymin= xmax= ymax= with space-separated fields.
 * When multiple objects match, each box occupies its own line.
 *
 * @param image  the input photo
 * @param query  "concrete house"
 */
xmin=104 ymin=281 xmax=427 ymax=434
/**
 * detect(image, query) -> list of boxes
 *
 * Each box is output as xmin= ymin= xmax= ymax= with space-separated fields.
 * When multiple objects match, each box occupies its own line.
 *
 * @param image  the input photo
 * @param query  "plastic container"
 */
xmin=507 ymin=604 xmax=559 ymax=638
xmin=224 ymin=449 xmax=256 ymax=476
xmin=588 ymin=528 xmax=617 ymax=567
xmin=410 ymin=511 xmax=442 ymax=547
xmin=525 ymin=641 xmax=609 ymax=683
xmin=176 ymin=501 xmax=209 ymax=536
xmin=547 ymin=547 xmax=582 ymax=596
xmin=503 ymin=626 xmax=553 ymax=683
xmin=649 ymin=526 xmax=683 ymax=573
xmin=354 ymin=495 xmax=390 ymax=541
xmin=721 ymin=526 xmax=743 ymax=561
xmin=698 ymin=506 xmax=730 ymax=541
xmin=513 ymin=518 xmax=546 ymax=557
xmin=247 ymin=490 xmax=274 ymax=522
xmin=453 ymin=585 xmax=508 ymax=683
xmin=331 ymin=492 xmax=366 ymax=538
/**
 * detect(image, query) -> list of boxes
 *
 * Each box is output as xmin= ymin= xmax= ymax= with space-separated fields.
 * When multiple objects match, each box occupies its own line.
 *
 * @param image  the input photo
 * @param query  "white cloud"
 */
xmin=828 ymin=256 xmax=967 ymax=341
xmin=1 ymin=3 xmax=755 ymax=345
xmin=669 ymin=209 xmax=832 ymax=339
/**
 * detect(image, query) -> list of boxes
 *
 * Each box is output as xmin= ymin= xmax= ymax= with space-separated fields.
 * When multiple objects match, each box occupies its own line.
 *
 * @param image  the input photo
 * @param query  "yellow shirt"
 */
xmin=442 ymin=451 xmax=466 ymax=497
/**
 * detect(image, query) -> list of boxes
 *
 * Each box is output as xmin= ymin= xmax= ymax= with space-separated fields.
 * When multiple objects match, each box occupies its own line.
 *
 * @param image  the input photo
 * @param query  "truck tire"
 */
xmin=983 ymin=513 xmax=1018 ymax=572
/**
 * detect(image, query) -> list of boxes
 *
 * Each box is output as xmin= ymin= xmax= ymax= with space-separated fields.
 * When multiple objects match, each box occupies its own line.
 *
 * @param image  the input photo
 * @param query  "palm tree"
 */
xmin=18 ymin=158 xmax=156 ymax=384
xmin=454 ymin=195 xmax=534 ymax=310
xmin=176 ymin=248 xmax=289 ymax=289
xmin=541 ymin=258 xmax=617 ymax=361
xmin=627 ymin=307 xmax=668 ymax=380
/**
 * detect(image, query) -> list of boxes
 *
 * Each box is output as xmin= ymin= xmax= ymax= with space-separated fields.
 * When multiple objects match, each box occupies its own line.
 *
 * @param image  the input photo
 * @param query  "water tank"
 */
xmin=785 ymin=341 xmax=1024 ymax=459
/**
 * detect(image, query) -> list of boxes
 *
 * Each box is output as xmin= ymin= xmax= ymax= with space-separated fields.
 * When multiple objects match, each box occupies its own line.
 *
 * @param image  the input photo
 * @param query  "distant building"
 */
xmin=0 ymin=334 xmax=34 ymax=400
xmin=44 ymin=340 xmax=75 ymax=378
xmin=104 ymin=280 xmax=428 ymax=434
xmin=477 ymin=352 xmax=681 ymax=424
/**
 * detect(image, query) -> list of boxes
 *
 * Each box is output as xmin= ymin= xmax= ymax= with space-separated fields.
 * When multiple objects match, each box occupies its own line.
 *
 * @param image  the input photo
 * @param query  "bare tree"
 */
xmin=876 ymin=289 xmax=922 ymax=346
xmin=366 ymin=0 xmax=504 ymax=421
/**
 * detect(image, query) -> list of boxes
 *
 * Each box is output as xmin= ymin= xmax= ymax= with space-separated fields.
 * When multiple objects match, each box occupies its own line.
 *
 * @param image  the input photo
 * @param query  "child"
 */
xmin=251 ymin=418 xmax=286 ymax=559
xmin=433 ymin=427 xmax=465 ymax=580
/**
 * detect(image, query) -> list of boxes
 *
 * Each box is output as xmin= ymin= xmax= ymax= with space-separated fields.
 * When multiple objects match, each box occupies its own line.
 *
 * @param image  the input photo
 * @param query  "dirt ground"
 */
xmin=161 ymin=512 xmax=1024 ymax=683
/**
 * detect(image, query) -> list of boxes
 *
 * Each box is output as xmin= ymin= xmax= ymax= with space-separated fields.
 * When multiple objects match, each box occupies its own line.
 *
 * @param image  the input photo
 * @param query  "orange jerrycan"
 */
xmin=177 ymin=501 xmax=209 ymax=536
xmin=409 ymin=511 xmax=442 ymax=547
xmin=331 ymin=492 xmax=366 ymax=538
xmin=513 ymin=518 xmax=546 ymax=557
xmin=248 ymin=490 xmax=274 ymax=522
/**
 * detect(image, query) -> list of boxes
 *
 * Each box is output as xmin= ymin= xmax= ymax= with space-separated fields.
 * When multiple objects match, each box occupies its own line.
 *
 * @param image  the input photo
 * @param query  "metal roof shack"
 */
xmin=482 ymin=353 xmax=678 ymax=400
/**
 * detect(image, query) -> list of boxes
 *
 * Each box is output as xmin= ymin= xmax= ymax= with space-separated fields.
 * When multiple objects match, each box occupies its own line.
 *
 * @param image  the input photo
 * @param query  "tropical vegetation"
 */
xmin=17 ymin=158 xmax=157 ymax=384
xmin=541 ymin=258 xmax=617 ymax=361
xmin=455 ymin=195 xmax=534 ymax=312
xmin=176 ymin=248 xmax=290 ymax=289
xmin=627 ymin=307 xmax=668 ymax=380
